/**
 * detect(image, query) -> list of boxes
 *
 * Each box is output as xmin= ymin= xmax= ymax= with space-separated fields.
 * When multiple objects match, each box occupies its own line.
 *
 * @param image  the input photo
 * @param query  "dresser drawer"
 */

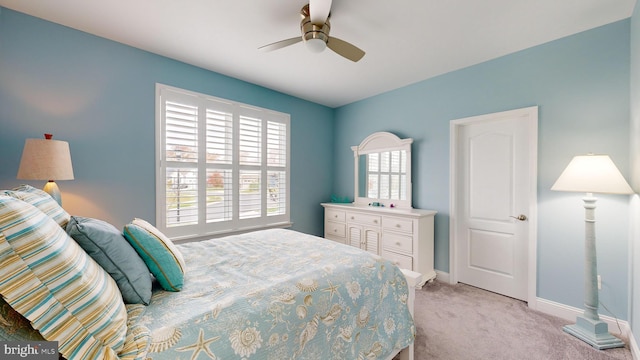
xmin=326 ymin=209 xmax=346 ymax=222
xmin=382 ymin=232 xmax=413 ymax=255
xmin=382 ymin=217 xmax=413 ymax=234
xmin=325 ymin=221 xmax=346 ymax=238
xmin=382 ymin=250 xmax=413 ymax=270
xmin=347 ymin=212 xmax=381 ymax=227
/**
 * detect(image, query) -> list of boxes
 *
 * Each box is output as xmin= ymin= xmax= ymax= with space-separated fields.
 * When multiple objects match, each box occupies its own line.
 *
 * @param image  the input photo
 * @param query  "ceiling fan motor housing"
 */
xmin=301 ymin=16 xmax=330 ymax=44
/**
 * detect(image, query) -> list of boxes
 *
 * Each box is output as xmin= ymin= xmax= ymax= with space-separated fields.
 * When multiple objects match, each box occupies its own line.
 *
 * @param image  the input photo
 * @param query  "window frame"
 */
xmin=155 ymin=84 xmax=291 ymax=240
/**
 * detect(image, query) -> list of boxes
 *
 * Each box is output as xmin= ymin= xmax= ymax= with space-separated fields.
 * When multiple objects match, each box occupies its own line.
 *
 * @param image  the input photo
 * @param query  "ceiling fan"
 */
xmin=258 ymin=0 xmax=365 ymax=62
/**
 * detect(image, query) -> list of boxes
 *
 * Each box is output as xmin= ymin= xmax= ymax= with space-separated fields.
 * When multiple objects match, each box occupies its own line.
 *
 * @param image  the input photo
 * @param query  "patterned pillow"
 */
xmin=123 ymin=218 xmax=186 ymax=291
xmin=0 ymin=195 xmax=127 ymax=359
xmin=66 ymin=216 xmax=153 ymax=305
xmin=4 ymin=184 xmax=71 ymax=228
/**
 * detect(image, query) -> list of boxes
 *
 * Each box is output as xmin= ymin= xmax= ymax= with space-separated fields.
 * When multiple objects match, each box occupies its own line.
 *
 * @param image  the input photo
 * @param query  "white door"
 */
xmin=451 ymin=107 xmax=537 ymax=302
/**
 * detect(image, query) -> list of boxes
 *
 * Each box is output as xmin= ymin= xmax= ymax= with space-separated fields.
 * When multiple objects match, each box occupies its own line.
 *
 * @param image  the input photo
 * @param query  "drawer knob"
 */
xmin=395 ymin=241 xmax=401 ymax=246
xmin=374 ymin=219 xmax=378 ymax=224
xmin=351 ymin=216 xmax=355 ymax=220
xmin=396 ymin=224 xmax=401 ymax=228
xmin=334 ymin=215 xmax=338 ymax=218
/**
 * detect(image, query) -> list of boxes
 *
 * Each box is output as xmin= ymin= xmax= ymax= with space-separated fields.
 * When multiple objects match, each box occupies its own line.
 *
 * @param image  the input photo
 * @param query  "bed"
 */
xmin=0 ymin=185 xmax=418 ymax=360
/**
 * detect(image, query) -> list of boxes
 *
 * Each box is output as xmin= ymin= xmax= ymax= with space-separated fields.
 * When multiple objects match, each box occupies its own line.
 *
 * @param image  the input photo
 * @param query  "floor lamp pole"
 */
xmin=562 ymin=193 xmax=625 ymax=349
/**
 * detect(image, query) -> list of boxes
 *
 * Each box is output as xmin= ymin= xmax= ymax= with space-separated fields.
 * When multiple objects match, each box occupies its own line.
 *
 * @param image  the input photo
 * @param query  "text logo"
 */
xmin=1 ymin=341 xmax=58 ymax=359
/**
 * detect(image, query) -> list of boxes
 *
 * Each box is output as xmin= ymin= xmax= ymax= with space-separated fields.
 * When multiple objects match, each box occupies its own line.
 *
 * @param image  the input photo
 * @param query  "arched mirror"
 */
xmin=352 ymin=132 xmax=413 ymax=209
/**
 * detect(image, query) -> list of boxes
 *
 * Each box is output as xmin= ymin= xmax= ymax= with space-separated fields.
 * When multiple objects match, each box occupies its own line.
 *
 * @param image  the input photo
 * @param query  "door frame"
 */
xmin=449 ymin=106 xmax=538 ymax=308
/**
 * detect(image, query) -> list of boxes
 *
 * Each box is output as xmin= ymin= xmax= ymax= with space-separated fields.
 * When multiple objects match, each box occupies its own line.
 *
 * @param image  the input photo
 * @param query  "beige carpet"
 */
xmin=412 ymin=280 xmax=633 ymax=360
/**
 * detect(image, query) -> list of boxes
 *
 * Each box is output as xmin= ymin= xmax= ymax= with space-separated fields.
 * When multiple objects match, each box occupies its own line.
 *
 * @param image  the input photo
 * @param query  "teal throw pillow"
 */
xmin=67 ymin=216 xmax=153 ymax=305
xmin=123 ymin=218 xmax=185 ymax=291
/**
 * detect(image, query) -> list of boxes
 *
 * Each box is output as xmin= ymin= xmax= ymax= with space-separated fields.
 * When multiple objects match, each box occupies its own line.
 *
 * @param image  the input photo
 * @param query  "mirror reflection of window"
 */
xmin=381 ymin=151 xmax=390 ymax=172
xmin=391 ymin=151 xmax=400 ymax=172
xmin=391 ymin=174 xmax=399 ymax=199
xmin=368 ymin=173 xmax=378 ymax=198
xmin=353 ymin=132 xmax=413 ymax=208
xmin=380 ymin=176 xmax=390 ymax=199
xmin=367 ymin=153 xmax=379 ymax=198
xmin=365 ymin=150 xmax=407 ymax=201
xmin=368 ymin=153 xmax=379 ymax=172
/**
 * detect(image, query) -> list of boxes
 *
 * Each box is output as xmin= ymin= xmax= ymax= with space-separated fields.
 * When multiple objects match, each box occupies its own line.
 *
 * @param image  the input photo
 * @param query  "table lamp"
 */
xmin=17 ymin=134 xmax=74 ymax=205
xmin=551 ymin=154 xmax=634 ymax=349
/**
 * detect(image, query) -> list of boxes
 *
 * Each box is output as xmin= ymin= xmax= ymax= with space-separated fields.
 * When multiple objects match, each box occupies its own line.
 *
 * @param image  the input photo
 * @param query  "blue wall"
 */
xmin=334 ymin=21 xmax=632 ymax=318
xmin=0 ymin=7 xmax=636 ymax=322
xmin=0 ymin=8 xmax=335 ymax=237
xmin=630 ymin=1 xmax=640 ymax=347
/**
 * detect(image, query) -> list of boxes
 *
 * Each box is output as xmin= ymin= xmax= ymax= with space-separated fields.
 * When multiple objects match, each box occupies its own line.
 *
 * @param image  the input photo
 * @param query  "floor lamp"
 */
xmin=551 ymin=154 xmax=634 ymax=349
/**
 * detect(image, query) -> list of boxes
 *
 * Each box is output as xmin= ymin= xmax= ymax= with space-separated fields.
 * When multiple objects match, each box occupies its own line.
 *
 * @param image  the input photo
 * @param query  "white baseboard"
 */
xmin=631 ymin=333 xmax=639 ymax=360
xmin=435 ymin=270 xmax=450 ymax=284
xmin=434 ymin=275 xmax=638 ymax=359
xmin=536 ymin=298 xmax=628 ymax=334
xmin=536 ymin=297 xmax=638 ymax=358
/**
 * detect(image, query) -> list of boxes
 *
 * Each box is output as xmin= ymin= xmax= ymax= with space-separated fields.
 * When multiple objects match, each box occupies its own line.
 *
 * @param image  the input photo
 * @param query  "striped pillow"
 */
xmin=119 ymin=304 xmax=151 ymax=360
xmin=0 ymin=195 xmax=127 ymax=359
xmin=4 ymin=184 xmax=71 ymax=228
xmin=0 ymin=296 xmax=46 ymax=341
xmin=123 ymin=218 xmax=186 ymax=291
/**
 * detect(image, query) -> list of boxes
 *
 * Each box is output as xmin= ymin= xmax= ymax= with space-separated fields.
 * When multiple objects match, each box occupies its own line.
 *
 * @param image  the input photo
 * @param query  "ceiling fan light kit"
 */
xmin=259 ymin=2 xmax=365 ymax=62
xmin=302 ymin=14 xmax=330 ymax=53
xmin=305 ymin=38 xmax=327 ymax=53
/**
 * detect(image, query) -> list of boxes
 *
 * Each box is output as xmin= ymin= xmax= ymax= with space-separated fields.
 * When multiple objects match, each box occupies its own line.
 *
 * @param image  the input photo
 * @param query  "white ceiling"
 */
xmin=0 ymin=0 xmax=636 ymax=108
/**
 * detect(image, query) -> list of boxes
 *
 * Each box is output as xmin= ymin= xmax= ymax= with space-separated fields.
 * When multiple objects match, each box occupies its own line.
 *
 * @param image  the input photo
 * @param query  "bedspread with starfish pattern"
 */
xmin=138 ymin=228 xmax=415 ymax=360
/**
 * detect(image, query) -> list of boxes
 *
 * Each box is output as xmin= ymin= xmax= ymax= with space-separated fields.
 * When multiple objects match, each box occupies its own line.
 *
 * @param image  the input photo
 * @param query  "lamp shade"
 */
xmin=551 ymin=154 xmax=633 ymax=194
xmin=17 ymin=137 xmax=74 ymax=181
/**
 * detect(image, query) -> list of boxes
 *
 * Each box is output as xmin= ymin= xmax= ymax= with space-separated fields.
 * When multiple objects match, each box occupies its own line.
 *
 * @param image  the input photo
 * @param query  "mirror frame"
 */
xmin=352 ymin=131 xmax=413 ymax=209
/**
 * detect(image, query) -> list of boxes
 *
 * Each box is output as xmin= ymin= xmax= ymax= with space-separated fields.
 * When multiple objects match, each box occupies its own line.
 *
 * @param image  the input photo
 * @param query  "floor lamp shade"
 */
xmin=551 ymin=154 xmax=633 ymax=350
xmin=551 ymin=154 xmax=633 ymax=194
xmin=17 ymin=134 xmax=74 ymax=205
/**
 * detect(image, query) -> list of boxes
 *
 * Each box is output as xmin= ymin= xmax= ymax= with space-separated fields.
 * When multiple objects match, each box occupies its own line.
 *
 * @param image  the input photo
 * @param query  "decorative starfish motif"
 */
xmin=176 ymin=328 xmax=220 ymax=360
xmin=322 ymin=280 xmax=340 ymax=300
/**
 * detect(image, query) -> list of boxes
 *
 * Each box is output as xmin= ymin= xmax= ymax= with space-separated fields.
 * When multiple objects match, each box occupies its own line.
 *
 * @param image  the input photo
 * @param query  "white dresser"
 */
xmin=321 ymin=203 xmax=437 ymax=286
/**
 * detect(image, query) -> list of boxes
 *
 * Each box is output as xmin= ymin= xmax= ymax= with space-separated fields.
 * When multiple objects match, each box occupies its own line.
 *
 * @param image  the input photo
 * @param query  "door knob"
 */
xmin=510 ymin=214 xmax=527 ymax=221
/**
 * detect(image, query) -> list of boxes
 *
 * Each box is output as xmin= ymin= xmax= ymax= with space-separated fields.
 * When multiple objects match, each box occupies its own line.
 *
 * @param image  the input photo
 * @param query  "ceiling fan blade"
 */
xmin=258 ymin=37 xmax=302 ymax=52
xmin=327 ymin=37 xmax=365 ymax=62
xmin=309 ymin=0 xmax=332 ymax=24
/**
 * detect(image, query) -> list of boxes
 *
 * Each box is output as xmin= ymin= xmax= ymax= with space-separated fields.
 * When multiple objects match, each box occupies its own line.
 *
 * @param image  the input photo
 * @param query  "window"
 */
xmin=156 ymin=84 xmax=290 ymax=239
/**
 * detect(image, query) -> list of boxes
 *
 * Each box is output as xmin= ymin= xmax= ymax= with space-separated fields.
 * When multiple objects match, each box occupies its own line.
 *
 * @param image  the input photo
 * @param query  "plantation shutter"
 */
xmin=156 ymin=84 xmax=290 ymax=240
xmin=206 ymin=108 xmax=233 ymax=223
xmin=238 ymin=115 xmax=261 ymax=219
xmin=164 ymin=100 xmax=199 ymax=228
xmin=267 ymin=121 xmax=287 ymax=216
